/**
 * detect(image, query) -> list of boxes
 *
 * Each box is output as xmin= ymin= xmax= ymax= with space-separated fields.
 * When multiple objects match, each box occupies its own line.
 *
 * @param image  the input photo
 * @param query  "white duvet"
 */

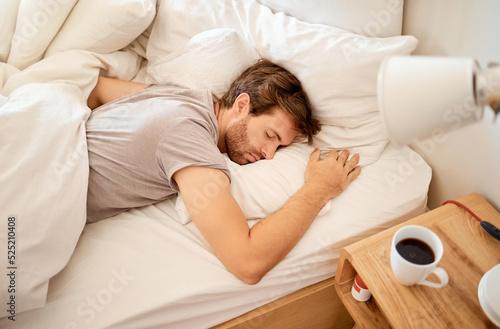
xmin=0 ymin=83 xmax=89 ymax=317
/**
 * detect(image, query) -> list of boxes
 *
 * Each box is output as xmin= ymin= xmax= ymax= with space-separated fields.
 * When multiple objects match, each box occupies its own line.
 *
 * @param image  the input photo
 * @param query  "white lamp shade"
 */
xmin=378 ymin=56 xmax=480 ymax=144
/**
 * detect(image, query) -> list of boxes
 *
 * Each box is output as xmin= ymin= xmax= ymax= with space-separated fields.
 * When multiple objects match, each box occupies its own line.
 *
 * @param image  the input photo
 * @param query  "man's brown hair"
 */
xmin=219 ymin=59 xmax=321 ymax=144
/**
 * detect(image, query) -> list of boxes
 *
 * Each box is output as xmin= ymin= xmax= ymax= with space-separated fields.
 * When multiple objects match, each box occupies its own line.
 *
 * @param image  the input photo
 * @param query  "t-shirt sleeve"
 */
xmin=156 ymin=117 xmax=231 ymax=191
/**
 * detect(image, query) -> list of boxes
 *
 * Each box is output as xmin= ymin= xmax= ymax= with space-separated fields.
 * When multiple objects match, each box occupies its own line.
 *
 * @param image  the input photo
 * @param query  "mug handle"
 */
xmin=418 ymin=267 xmax=449 ymax=288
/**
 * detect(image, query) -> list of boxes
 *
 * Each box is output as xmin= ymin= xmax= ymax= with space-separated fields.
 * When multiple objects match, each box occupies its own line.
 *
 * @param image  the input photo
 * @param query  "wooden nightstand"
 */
xmin=334 ymin=193 xmax=500 ymax=328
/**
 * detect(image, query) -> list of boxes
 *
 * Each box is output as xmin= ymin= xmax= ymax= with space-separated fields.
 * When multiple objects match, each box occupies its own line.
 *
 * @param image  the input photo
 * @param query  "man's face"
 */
xmin=225 ymin=107 xmax=299 ymax=165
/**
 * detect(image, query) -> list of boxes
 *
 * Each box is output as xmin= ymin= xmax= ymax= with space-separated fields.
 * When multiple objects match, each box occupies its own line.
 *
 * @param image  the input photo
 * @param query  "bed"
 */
xmin=0 ymin=0 xmax=430 ymax=328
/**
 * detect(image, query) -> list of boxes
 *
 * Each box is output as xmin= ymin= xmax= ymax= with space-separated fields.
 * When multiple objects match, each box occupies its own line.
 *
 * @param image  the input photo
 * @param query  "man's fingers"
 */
xmin=324 ymin=149 xmax=339 ymax=160
xmin=347 ymin=166 xmax=362 ymax=183
xmin=337 ymin=150 xmax=350 ymax=164
xmin=309 ymin=148 xmax=322 ymax=162
xmin=344 ymin=153 xmax=360 ymax=172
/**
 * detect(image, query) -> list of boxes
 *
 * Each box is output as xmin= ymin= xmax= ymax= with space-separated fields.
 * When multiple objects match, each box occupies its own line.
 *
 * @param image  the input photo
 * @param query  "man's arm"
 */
xmin=173 ymin=149 xmax=361 ymax=284
xmin=87 ymin=76 xmax=147 ymax=110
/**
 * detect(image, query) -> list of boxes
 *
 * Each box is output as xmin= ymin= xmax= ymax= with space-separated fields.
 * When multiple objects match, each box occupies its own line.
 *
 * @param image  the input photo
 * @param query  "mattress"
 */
xmin=0 ymin=141 xmax=430 ymax=329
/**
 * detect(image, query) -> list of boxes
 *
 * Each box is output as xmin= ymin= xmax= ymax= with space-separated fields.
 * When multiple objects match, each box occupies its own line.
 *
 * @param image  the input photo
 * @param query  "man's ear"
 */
xmin=233 ymin=93 xmax=251 ymax=116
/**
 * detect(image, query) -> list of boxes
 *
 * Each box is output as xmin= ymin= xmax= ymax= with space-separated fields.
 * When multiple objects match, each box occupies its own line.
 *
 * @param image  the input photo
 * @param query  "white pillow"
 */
xmin=175 ymin=143 xmax=332 ymax=224
xmin=146 ymin=0 xmax=417 ymax=223
xmin=147 ymin=0 xmax=417 ymax=149
xmin=45 ymin=0 xmax=156 ymax=57
xmin=256 ymin=0 xmax=404 ymax=37
xmin=7 ymin=0 xmax=78 ymax=69
xmin=314 ymin=115 xmax=390 ymax=164
xmin=0 ymin=0 xmax=21 ymax=62
xmin=0 ymin=83 xmax=89 ymax=316
xmin=147 ymin=28 xmax=260 ymax=98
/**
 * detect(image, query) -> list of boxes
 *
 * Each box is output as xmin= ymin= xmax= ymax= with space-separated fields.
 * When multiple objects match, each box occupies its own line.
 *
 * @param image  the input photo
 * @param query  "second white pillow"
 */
xmin=147 ymin=28 xmax=260 ymax=98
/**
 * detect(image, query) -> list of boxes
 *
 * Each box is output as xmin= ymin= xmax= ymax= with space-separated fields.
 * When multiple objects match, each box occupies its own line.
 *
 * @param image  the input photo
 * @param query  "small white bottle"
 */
xmin=351 ymin=273 xmax=371 ymax=302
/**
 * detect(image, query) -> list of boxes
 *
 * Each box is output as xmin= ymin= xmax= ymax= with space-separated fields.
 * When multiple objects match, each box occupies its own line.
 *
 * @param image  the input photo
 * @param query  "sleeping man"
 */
xmin=85 ymin=59 xmax=361 ymax=284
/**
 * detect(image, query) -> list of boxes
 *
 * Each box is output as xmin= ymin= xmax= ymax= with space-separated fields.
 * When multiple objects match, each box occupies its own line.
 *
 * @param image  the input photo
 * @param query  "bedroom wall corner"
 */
xmin=401 ymin=0 xmax=500 ymax=210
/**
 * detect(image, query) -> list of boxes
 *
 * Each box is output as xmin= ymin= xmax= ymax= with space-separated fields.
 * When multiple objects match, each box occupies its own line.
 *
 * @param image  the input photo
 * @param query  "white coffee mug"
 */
xmin=390 ymin=225 xmax=449 ymax=287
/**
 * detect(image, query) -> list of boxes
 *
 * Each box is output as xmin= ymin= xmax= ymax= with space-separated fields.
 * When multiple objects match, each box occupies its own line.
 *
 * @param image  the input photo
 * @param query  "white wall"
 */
xmin=402 ymin=0 xmax=500 ymax=210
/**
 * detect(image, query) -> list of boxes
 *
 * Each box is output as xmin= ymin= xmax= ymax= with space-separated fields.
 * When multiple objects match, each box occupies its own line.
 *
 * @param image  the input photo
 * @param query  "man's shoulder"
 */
xmin=145 ymin=85 xmax=214 ymax=107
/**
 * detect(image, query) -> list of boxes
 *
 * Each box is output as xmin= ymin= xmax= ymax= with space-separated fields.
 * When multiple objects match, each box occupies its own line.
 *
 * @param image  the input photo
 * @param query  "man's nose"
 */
xmin=261 ymin=143 xmax=278 ymax=160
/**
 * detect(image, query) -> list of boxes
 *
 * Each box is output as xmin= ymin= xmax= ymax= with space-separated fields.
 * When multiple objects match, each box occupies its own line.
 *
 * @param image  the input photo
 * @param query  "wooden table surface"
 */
xmin=335 ymin=193 xmax=500 ymax=329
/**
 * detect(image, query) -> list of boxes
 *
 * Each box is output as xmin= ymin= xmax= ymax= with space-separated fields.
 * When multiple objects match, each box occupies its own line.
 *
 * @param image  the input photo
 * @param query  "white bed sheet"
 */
xmin=0 ymin=141 xmax=430 ymax=329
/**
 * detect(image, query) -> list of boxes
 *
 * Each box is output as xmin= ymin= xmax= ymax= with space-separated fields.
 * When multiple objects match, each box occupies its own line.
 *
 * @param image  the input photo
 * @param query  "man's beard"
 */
xmin=225 ymin=117 xmax=255 ymax=165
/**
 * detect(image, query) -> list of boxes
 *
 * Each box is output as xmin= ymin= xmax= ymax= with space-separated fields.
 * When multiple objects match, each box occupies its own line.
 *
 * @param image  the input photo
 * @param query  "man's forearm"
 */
xmin=175 ymin=166 xmax=327 ymax=285
xmin=243 ymin=182 xmax=330 ymax=282
xmin=87 ymin=76 xmax=147 ymax=110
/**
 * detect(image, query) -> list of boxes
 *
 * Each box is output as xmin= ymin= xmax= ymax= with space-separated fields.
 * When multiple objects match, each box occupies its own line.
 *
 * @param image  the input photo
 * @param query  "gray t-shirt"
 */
xmin=86 ymin=85 xmax=230 ymax=223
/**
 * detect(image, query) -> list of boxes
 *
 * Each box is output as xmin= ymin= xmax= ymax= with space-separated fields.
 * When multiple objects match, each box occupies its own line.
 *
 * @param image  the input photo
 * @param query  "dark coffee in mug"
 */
xmin=396 ymin=238 xmax=435 ymax=265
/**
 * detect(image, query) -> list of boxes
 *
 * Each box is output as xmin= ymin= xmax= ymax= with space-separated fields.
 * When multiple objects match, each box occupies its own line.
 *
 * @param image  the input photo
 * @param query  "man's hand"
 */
xmin=304 ymin=148 xmax=361 ymax=203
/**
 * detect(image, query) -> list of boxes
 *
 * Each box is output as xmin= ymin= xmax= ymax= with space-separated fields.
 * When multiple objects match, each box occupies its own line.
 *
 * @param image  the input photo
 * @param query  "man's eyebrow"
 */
xmin=271 ymin=129 xmax=282 ymax=142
